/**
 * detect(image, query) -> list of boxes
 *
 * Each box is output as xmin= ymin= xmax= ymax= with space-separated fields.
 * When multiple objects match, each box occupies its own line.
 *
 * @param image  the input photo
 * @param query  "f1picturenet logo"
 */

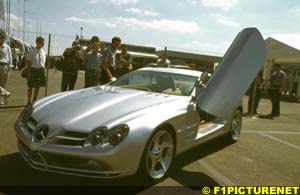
xmin=201 ymin=186 xmax=300 ymax=195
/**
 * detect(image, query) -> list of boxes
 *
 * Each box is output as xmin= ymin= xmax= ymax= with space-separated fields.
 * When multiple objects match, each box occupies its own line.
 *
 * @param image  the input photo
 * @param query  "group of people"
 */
xmin=0 ymin=29 xmax=45 ymax=106
xmin=0 ymin=31 xmax=161 ymax=106
xmin=60 ymin=36 xmax=133 ymax=91
xmin=247 ymin=63 xmax=287 ymax=118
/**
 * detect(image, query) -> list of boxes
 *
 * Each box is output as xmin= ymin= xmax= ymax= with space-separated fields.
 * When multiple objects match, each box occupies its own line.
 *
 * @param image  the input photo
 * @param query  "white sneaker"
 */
xmin=3 ymin=92 xmax=11 ymax=104
xmin=0 ymin=100 xmax=8 ymax=105
xmin=3 ymin=92 xmax=11 ymax=98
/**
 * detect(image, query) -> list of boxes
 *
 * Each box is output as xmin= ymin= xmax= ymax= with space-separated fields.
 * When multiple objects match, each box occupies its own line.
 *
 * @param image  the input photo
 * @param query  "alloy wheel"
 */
xmin=146 ymin=130 xmax=174 ymax=179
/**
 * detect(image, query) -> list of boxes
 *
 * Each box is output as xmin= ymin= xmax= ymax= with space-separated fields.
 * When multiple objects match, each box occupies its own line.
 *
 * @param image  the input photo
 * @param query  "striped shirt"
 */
xmin=84 ymin=52 xmax=102 ymax=70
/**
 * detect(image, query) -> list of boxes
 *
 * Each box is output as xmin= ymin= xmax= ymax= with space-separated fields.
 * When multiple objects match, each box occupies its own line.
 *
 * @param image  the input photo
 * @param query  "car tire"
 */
xmin=137 ymin=128 xmax=175 ymax=184
xmin=226 ymin=109 xmax=243 ymax=143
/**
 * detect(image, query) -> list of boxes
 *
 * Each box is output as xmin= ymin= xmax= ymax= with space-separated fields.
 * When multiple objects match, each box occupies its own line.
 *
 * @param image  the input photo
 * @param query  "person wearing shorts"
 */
xmin=26 ymin=36 xmax=47 ymax=105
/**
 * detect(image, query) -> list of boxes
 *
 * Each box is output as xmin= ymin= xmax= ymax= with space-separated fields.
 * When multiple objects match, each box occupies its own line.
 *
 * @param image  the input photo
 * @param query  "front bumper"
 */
xmin=15 ymin=121 xmax=142 ymax=179
xmin=17 ymin=140 xmax=126 ymax=178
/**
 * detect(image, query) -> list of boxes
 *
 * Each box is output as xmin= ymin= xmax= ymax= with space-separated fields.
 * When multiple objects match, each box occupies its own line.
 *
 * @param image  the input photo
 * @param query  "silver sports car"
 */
xmin=15 ymin=28 xmax=266 ymax=181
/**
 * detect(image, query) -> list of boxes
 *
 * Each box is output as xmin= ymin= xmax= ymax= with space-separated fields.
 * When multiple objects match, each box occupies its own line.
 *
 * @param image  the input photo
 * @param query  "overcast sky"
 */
xmin=8 ymin=0 xmax=300 ymax=56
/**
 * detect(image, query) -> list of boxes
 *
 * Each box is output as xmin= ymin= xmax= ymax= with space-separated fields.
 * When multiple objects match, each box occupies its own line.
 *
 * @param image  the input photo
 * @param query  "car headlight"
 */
xmin=84 ymin=125 xmax=129 ymax=147
xmin=83 ymin=127 xmax=107 ymax=147
xmin=108 ymin=124 xmax=130 ymax=146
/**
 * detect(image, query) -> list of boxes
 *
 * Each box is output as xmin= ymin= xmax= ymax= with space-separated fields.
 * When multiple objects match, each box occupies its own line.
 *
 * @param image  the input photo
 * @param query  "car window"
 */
xmin=127 ymin=71 xmax=152 ymax=85
xmin=116 ymin=71 xmax=152 ymax=85
xmin=172 ymin=74 xmax=197 ymax=96
xmin=110 ymin=70 xmax=197 ymax=96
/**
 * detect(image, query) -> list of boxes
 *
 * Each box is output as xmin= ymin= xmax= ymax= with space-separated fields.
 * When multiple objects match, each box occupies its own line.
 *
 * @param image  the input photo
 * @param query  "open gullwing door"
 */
xmin=196 ymin=28 xmax=267 ymax=118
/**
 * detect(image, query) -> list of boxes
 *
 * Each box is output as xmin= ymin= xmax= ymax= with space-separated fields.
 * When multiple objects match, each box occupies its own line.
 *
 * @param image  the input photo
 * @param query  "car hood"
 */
xmin=32 ymin=86 xmax=181 ymax=131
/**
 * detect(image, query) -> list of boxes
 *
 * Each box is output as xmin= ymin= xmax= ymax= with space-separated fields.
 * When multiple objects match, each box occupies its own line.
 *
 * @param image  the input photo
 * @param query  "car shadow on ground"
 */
xmin=0 ymin=136 xmax=231 ymax=191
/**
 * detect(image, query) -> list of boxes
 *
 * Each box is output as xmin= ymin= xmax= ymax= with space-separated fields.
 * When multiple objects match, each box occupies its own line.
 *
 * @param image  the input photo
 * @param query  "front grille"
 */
xmin=52 ymin=131 xmax=88 ymax=147
xmin=18 ymin=139 xmax=120 ymax=178
xmin=63 ymin=131 xmax=88 ymax=139
xmin=43 ymin=153 xmax=89 ymax=167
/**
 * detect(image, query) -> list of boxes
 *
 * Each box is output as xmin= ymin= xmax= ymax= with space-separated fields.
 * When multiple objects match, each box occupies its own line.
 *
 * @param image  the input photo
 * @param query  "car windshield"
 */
xmin=110 ymin=70 xmax=198 ymax=96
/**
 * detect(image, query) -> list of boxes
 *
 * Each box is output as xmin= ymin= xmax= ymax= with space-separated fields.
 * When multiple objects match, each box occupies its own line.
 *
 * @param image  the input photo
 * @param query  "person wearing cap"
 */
xmin=26 ymin=36 xmax=47 ymax=105
xmin=0 ymin=29 xmax=12 ymax=105
xmin=61 ymin=41 xmax=84 ymax=92
xmin=269 ymin=63 xmax=286 ymax=118
xmin=100 ymin=36 xmax=121 ymax=84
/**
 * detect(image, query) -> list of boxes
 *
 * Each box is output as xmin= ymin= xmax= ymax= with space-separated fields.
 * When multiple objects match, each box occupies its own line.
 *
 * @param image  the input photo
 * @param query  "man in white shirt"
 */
xmin=100 ymin=36 xmax=121 ymax=84
xmin=0 ymin=29 xmax=12 ymax=105
xmin=26 ymin=36 xmax=46 ymax=105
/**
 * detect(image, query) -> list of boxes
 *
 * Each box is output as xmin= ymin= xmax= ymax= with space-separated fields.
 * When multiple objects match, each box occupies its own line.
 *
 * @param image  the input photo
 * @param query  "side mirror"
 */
xmin=187 ymin=102 xmax=197 ymax=113
xmin=194 ymin=81 xmax=206 ymax=99
xmin=191 ymin=74 xmax=209 ymax=103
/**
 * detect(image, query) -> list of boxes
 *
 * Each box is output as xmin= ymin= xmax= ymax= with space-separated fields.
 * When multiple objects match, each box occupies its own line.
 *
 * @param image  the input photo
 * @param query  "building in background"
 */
xmin=263 ymin=38 xmax=300 ymax=87
xmin=156 ymin=50 xmax=222 ymax=73
xmin=78 ymin=38 xmax=222 ymax=72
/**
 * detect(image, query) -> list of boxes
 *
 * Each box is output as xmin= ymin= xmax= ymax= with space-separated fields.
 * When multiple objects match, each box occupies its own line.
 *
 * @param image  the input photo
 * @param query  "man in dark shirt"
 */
xmin=269 ymin=64 xmax=286 ymax=117
xmin=61 ymin=42 xmax=84 ymax=92
xmin=100 ymin=37 xmax=122 ymax=84
xmin=115 ymin=45 xmax=132 ymax=78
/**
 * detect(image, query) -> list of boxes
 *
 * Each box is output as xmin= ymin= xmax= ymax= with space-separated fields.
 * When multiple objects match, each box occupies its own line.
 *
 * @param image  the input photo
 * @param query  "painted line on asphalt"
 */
xmin=198 ymin=160 xmax=236 ymax=186
xmin=258 ymin=132 xmax=300 ymax=151
xmin=243 ymin=130 xmax=300 ymax=135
